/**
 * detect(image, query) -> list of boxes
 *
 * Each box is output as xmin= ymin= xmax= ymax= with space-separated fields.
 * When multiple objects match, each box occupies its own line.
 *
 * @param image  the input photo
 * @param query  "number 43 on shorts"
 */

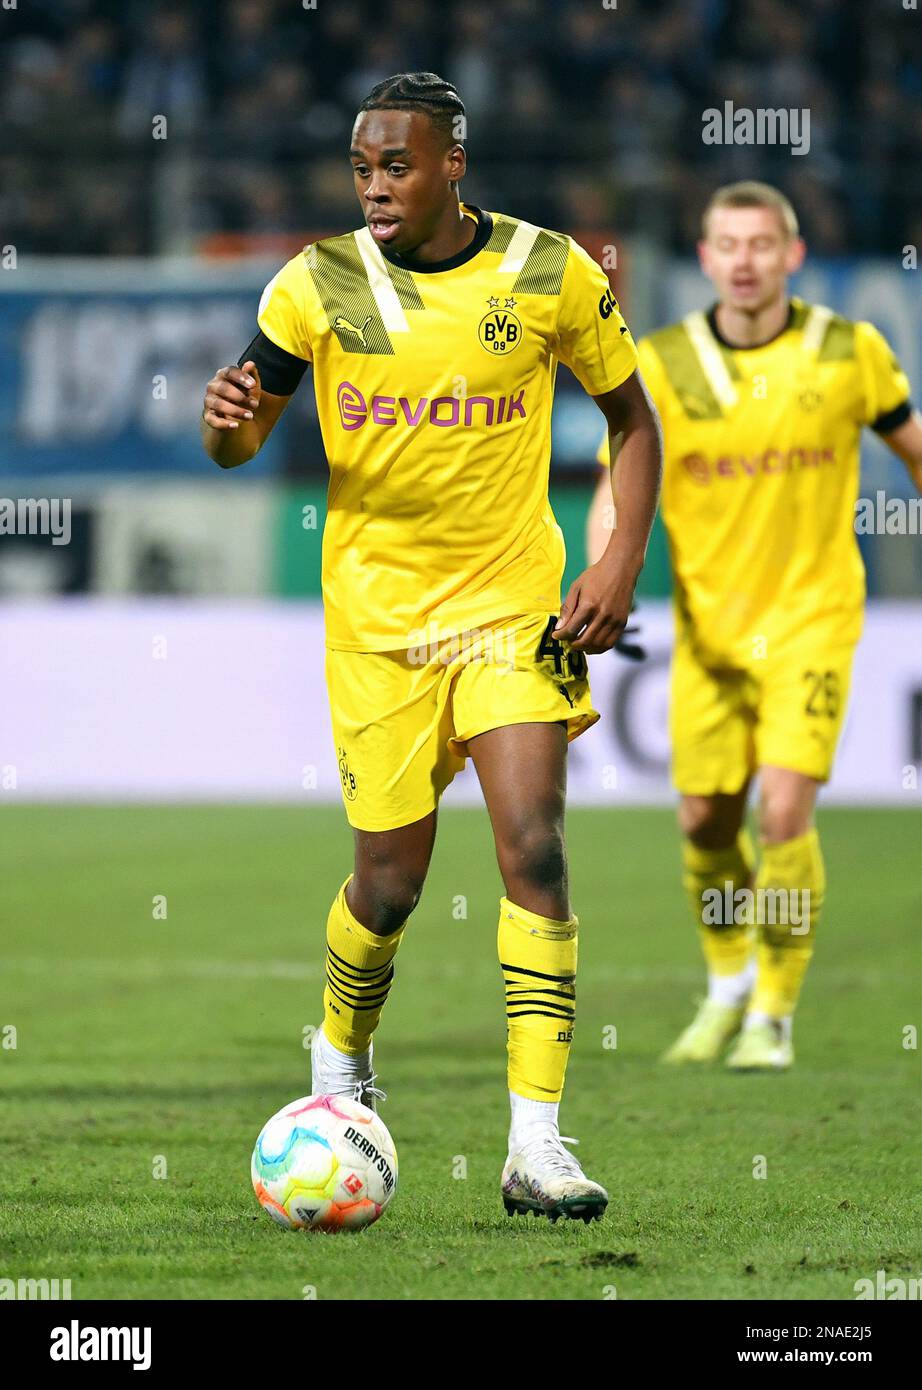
xmin=537 ymin=617 xmax=588 ymax=680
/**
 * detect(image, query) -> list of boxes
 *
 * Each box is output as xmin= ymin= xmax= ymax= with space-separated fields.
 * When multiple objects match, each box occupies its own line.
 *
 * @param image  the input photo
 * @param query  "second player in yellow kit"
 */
xmin=592 ymin=182 xmax=920 ymax=1071
xmin=599 ymin=297 xmax=910 ymax=792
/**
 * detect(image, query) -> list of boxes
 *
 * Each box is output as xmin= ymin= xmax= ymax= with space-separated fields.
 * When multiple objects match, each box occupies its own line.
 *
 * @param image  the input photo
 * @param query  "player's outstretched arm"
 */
xmin=880 ymin=408 xmax=922 ymax=492
xmin=555 ymin=370 xmax=663 ymax=654
xmin=200 ymin=360 xmax=292 ymax=469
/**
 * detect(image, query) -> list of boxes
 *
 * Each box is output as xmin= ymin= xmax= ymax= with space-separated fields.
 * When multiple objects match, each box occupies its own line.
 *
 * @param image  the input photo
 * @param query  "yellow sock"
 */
xmin=498 ymin=897 xmax=577 ymax=1103
xmin=682 ymin=831 xmax=756 ymax=977
xmin=751 ymin=829 xmax=824 ymax=1018
xmin=322 ymin=878 xmax=405 ymax=1055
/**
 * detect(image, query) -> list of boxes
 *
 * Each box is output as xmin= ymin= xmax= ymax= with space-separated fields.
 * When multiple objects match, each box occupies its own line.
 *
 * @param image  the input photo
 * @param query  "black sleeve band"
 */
xmin=237 ymin=330 xmax=309 ymax=397
xmin=872 ymin=399 xmax=912 ymax=434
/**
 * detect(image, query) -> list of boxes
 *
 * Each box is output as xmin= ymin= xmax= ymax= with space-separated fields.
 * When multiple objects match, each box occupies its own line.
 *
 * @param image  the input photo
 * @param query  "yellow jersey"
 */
xmin=597 ymin=299 xmax=911 ymax=665
xmin=258 ymin=203 xmax=637 ymax=650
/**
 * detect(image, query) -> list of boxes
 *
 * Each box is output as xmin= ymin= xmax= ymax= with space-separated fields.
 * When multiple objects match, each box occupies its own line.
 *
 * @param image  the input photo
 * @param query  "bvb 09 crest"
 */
xmin=479 ymin=297 xmax=522 ymax=354
xmin=338 ymin=747 xmax=357 ymax=801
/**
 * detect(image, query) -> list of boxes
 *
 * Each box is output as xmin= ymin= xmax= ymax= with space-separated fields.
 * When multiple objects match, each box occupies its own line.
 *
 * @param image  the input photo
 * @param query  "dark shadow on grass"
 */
xmin=13 ymin=1065 xmax=505 ymax=1105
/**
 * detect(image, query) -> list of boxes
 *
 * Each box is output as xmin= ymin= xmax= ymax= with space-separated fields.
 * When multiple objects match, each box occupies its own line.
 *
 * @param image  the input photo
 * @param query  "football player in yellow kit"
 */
xmin=589 ymin=182 xmax=922 ymax=1071
xmin=202 ymin=73 xmax=662 ymax=1220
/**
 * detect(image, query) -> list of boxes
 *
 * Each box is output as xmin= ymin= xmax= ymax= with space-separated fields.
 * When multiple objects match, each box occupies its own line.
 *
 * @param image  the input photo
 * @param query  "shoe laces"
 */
xmin=519 ymin=1131 xmax=583 ymax=1177
xmin=352 ymin=1072 xmax=387 ymax=1106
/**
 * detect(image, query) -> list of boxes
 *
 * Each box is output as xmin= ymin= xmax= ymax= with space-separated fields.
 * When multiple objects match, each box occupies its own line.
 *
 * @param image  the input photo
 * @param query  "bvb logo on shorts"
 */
xmin=479 ymin=297 xmax=522 ymax=355
xmin=338 ymin=747 xmax=357 ymax=801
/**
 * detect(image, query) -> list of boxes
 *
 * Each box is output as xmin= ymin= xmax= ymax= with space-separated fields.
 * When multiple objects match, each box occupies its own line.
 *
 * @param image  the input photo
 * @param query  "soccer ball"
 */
xmin=251 ymin=1094 xmax=397 ymax=1232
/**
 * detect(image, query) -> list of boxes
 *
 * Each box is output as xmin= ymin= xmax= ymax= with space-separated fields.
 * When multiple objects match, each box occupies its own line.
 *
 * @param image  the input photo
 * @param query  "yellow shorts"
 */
xmin=670 ymin=629 xmax=856 ymax=795
xmin=326 ymin=612 xmax=598 ymax=831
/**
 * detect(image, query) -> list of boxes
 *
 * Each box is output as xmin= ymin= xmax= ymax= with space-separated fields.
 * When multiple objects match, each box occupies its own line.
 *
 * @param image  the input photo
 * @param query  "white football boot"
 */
xmin=725 ymin=1018 xmax=794 ymax=1071
xmin=310 ymin=1024 xmax=386 ymax=1113
xmin=502 ymin=1132 xmax=608 ymax=1223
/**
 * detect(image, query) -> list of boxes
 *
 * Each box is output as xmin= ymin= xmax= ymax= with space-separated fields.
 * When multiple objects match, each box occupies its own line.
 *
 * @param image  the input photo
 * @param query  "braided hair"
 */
xmin=358 ymin=72 xmax=466 ymax=147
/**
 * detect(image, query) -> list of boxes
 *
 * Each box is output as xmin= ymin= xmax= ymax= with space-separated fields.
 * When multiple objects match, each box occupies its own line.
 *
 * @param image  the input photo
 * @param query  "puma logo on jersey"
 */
xmin=334 ymin=314 xmax=373 ymax=346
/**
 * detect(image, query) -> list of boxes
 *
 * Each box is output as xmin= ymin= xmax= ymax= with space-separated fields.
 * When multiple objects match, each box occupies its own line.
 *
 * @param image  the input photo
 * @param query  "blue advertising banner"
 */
xmin=1 ymin=256 xmax=918 ymax=481
xmin=0 ymin=256 xmax=612 ymax=480
xmin=0 ymin=261 xmax=290 ymax=480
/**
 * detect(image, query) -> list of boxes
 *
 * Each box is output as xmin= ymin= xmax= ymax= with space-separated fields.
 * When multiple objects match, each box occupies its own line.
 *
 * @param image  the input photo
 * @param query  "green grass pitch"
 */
xmin=1 ymin=805 xmax=919 ymax=1301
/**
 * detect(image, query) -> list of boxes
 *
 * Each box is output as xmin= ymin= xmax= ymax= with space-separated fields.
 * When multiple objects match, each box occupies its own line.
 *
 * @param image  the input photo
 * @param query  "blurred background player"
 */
xmin=588 ymin=181 xmax=922 ymax=1070
xmin=201 ymin=73 xmax=662 ymax=1220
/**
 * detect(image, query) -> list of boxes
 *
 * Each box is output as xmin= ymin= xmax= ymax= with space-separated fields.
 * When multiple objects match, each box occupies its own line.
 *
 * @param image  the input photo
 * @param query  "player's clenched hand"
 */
xmin=553 ymin=560 xmax=636 ymax=654
xmin=202 ymin=360 xmax=261 ymax=430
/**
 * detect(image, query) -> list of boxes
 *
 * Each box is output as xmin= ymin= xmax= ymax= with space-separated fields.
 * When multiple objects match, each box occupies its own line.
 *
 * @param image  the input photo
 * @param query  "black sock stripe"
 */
xmin=504 ymin=989 xmax=575 ymax=1006
xmin=505 ymin=989 xmax=575 ymax=1005
xmin=500 ymin=962 xmax=575 ymax=984
xmin=326 ymin=956 xmax=393 ymax=988
xmin=504 ymin=986 xmax=575 ymax=1002
xmin=507 ymin=1009 xmax=576 ymax=1023
xmin=324 ymin=978 xmax=392 ymax=1009
xmin=326 ymin=956 xmax=394 ymax=990
xmin=506 ymin=1000 xmax=575 ymax=1018
xmin=324 ymin=977 xmax=392 ymax=1010
xmin=326 ymin=943 xmax=395 ymax=976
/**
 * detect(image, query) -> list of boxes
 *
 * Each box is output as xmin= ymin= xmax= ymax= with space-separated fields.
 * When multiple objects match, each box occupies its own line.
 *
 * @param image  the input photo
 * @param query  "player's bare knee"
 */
xmin=365 ymin=889 xmax=422 ymax=935
xmin=759 ymin=800 xmax=810 ymax=845
xmin=351 ymin=865 xmax=425 ymax=935
xmin=499 ymin=823 xmax=568 ymax=899
xmin=678 ymin=795 xmax=741 ymax=849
